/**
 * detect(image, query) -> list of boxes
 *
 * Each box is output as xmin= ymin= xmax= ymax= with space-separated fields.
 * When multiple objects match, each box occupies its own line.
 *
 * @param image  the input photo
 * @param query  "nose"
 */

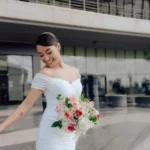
xmin=44 ymin=54 xmax=49 ymax=62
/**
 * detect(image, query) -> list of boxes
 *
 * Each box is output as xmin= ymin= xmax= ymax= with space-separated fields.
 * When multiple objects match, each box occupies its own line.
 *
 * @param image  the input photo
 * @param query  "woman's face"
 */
xmin=36 ymin=43 xmax=61 ymax=68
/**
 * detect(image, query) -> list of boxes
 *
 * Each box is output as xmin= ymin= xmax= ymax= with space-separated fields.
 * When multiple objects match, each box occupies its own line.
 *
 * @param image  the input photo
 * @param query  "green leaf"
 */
xmin=57 ymin=94 xmax=62 ymax=100
xmin=58 ymin=123 xmax=62 ymax=129
xmin=67 ymin=103 xmax=72 ymax=108
xmin=73 ymin=116 xmax=78 ymax=120
xmin=65 ymin=98 xmax=69 ymax=105
xmin=51 ymin=120 xmax=62 ymax=128
xmin=51 ymin=121 xmax=59 ymax=127
xmin=81 ymin=94 xmax=88 ymax=102
xmin=81 ymin=94 xmax=85 ymax=101
xmin=89 ymin=116 xmax=97 ymax=122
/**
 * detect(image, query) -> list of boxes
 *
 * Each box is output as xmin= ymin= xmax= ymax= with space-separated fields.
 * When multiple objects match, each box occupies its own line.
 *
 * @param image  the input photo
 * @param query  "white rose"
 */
xmin=78 ymin=118 xmax=94 ymax=132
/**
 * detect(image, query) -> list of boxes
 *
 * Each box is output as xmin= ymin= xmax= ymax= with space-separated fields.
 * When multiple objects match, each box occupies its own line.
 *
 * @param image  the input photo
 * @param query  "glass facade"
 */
xmin=61 ymin=47 xmax=150 ymax=106
xmin=0 ymin=55 xmax=33 ymax=105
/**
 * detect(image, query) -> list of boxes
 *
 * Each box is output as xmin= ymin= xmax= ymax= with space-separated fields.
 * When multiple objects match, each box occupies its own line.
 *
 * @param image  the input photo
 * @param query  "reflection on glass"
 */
xmin=121 ymin=75 xmax=135 ymax=94
xmin=124 ymin=2 xmax=132 ymax=17
xmin=0 ymin=56 xmax=7 ymax=71
xmin=23 ymin=56 xmax=33 ymax=97
xmin=126 ymin=50 xmax=135 ymax=75
xmin=75 ymin=47 xmax=86 ymax=74
xmin=63 ymin=47 xmax=75 ymax=66
xmin=7 ymin=55 xmax=33 ymax=100
xmin=135 ymin=51 xmax=145 ymax=74
xmin=8 ymin=56 xmax=23 ymax=74
xmin=106 ymin=49 xmax=118 ymax=74
xmin=23 ymin=56 xmax=32 ymax=74
xmin=86 ymin=48 xmax=96 ymax=74
xmin=144 ymin=75 xmax=150 ymax=95
xmin=23 ymin=73 xmax=32 ymax=97
xmin=107 ymin=75 xmax=119 ymax=94
xmin=145 ymin=51 xmax=150 ymax=74
xmin=117 ymin=50 xmax=126 ymax=74
xmin=8 ymin=74 xmax=23 ymax=101
xmin=117 ymin=0 xmax=124 ymax=16
xmin=135 ymin=75 xmax=146 ymax=94
xmin=97 ymin=49 xmax=106 ymax=74
xmin=87 ymin=75 xmax=95 ymax=101
xmin=81 ymin=75 xmax=88 ymax=98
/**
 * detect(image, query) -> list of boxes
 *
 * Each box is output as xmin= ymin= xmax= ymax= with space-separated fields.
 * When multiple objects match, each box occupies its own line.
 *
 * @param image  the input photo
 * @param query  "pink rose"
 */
xmin=89 ymin=101 xmax=94 ymax=107
xmin=70 ymin=96 xmax=77 ymax=103
xmin=69 ymin=117 xmax=76 ymax=125
xmin=81 ymin=102 xmax=88 ymax=107
xmin=72 ymin=102 xmax=79 ymax=109
xmin=64 ymin=111 xmax=72 ymax=118
xmin=60 ymin=99 xmax=65 ymax=105
xmin=56 ymin=104 xmax=62 ymax=112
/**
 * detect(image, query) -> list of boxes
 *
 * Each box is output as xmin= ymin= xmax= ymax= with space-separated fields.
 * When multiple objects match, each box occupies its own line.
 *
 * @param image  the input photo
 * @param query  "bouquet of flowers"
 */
xmin=51 ymin=94 xmax=100 ymax=141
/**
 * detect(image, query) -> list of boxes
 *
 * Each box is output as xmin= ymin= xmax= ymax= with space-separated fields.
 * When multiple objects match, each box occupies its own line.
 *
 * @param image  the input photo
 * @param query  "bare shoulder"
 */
xmin=38 ymin=67 xmax=52 ymax=77
xmin=70 ymin=66 xmax=81 ymax=78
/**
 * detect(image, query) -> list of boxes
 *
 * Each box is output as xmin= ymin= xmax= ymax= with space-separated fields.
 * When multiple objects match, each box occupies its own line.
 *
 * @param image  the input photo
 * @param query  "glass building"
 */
xmin=0 ymin=55 xmax=33 ymax=105
xmin=61 ymin=47 xmax=150 ymax=107
xmin=0 ymin=0 xmax=150 ymax=107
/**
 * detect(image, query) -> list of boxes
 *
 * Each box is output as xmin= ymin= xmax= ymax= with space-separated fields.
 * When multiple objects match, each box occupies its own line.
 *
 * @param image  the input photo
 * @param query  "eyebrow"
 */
xmin=45 ymin=48 xmax=51 ymax=52
xmin=38 ymin=48 xmax=51 ymax=54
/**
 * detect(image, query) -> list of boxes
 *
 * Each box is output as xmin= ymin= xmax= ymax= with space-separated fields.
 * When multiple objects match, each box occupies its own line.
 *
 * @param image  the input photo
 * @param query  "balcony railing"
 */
xmin=18 ymin=0 xmax=150 ymax=20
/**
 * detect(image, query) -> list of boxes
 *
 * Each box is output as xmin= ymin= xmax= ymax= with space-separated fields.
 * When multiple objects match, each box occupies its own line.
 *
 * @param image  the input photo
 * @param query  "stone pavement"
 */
xmin=1 ymin=106 xmax=150 ymax=150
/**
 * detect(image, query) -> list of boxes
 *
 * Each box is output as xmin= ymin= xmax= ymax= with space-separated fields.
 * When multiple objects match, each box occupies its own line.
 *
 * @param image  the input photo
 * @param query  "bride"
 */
xmin=0 ymin=32 xmax=82 ymax=150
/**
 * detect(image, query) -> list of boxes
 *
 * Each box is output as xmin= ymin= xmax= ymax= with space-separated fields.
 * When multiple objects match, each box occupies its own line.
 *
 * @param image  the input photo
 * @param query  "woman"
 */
xmin=0 ymin=32 xmax=83 ymax=150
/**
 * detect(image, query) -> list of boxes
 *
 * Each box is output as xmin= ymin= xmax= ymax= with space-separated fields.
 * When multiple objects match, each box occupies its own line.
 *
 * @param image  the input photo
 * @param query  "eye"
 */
xmin=48 ymin=52 xmax=52 ymax=55
xmin=39 ymin=54 xmax=44 ymax=57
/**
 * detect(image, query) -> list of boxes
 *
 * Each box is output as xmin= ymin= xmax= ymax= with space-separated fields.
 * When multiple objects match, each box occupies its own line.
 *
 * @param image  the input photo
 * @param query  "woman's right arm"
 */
xmin=0 ymin=88 xmax=43 ymax=133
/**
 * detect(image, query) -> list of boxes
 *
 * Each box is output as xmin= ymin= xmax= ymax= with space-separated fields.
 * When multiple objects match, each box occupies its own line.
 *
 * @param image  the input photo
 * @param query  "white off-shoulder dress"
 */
xmin=31 ymin=73 xmax=82 ymax=150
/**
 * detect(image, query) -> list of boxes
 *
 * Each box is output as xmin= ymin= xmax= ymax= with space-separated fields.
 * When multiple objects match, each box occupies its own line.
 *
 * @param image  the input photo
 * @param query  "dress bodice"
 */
xmin=31 ymin=73 xmax=83 ymax=107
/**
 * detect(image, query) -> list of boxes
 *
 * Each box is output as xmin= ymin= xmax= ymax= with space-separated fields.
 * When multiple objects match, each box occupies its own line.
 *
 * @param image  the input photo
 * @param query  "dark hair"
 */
xmin=36 ymin=32 xmax=59 ymax=46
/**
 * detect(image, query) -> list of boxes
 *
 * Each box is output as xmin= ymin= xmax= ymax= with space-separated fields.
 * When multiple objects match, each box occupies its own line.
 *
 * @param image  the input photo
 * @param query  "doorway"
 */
xmin=0 ymin=71 xmax=9 ymax=105
xmin=81 ymin=74 xmax=107 ymax=108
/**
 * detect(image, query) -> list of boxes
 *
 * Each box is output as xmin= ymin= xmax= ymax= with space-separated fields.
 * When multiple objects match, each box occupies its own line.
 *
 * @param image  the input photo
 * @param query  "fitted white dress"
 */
xmin=31 ymin=73 xmax=83 ymax=150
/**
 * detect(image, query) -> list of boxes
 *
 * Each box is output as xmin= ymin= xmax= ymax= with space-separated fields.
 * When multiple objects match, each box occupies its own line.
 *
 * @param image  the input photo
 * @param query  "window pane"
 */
xmin=23 ymin=56 xmax=32 ymax=74
xmin=106 ymin=49 xmax=118 ymax=74
xmin=0 ymin=56 xmax=7 ymax=71
xmin=107 ymin=75 xmax=119 ymax=94
xmin=117 ymin=50 xmax=126 ymax=75
xmin=145 ymin=51 xmax=150 ymax=74
xmin=86 ymin=48 xmax=96 ymax=74
xmin=8 ymin=56 xmax=23 ymax=74
xmin=23 ymin=56 xmax=33 ymax=97
xmin=75 ymin=47 xmax=86 ymax=74
xmin=124 ymin=2 xmax=132 ymax=18
xmin=120 ymin=75 xmax=136 ymax=94
xmin=135 ymin=75 xmax=146 ymax=94
xmin=133 ymin=1 xmax=142 ymax=19
xmin=63 ymin=47 xmax=75 ymax=66
xmin=135 ymin=51 xmax=145 ymax=74
xmin=23 ymin=73 xmax=32 ymax=97
xmin=126 ymin=50 xmax=135 ymax=75
xmin=9 ymin=74 xmax=23 ymax=101
xmin=97 ymin=49 xmax=106 ymax=74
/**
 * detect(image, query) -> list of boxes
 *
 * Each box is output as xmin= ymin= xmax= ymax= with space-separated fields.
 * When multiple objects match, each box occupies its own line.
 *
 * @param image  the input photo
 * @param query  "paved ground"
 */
xmin=1 ymin=106 xmax=150 ymax=150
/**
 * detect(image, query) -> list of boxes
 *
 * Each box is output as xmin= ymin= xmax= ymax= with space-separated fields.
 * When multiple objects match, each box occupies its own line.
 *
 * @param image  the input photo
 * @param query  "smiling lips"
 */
xmin=47 ymin=59 xmax=53 ymax=64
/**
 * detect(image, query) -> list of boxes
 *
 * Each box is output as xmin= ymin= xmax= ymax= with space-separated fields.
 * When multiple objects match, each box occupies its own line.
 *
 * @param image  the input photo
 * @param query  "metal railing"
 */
xmin=18 ymin=0 xmax=150 ymax=20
